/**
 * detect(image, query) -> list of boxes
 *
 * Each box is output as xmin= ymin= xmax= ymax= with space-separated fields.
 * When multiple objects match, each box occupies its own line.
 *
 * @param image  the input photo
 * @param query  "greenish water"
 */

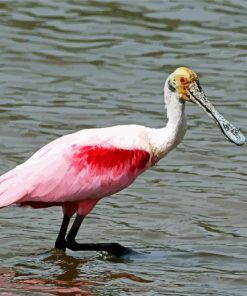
xmin=0 ymin=1 xmax=246 ymax=295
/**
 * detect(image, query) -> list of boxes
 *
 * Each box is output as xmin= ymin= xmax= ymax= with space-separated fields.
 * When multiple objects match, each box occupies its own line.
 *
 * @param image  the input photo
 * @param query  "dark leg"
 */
xmin=55 ymin=214 xmax=71 ymax=251
xmin=66 ymin=214 xmax=132 ymax=257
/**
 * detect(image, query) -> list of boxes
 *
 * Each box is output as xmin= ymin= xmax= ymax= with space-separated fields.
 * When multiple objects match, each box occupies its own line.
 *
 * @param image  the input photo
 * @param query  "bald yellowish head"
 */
xmin=166 ymin=66 xmax=245 ymax=146
xmin=169 ymin=67 xmax=198 ymax=101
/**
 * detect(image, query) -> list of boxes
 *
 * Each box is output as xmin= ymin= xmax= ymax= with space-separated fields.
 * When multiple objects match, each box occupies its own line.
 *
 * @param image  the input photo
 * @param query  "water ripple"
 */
xmin=0 ymin=1 xmax=246 ymax=295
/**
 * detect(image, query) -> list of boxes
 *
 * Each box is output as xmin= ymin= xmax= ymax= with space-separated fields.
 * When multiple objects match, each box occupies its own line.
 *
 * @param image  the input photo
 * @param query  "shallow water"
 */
xmin=0 ymin=0 xmax=246 ymax=295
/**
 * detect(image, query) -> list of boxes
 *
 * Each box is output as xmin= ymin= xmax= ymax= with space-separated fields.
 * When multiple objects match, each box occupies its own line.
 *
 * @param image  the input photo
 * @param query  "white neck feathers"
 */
xmin=149 ymin=80 xmax=187 ymax=162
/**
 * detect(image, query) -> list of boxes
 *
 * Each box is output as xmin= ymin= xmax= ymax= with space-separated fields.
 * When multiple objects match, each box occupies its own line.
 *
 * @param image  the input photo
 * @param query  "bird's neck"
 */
xmin=150 ymin=91 xmax=187 ymax=163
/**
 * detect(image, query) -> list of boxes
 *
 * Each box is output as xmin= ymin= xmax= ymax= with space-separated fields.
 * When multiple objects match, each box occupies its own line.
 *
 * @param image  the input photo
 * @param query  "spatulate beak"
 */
xmin=188 ymin=81 xmax=245 ymax=146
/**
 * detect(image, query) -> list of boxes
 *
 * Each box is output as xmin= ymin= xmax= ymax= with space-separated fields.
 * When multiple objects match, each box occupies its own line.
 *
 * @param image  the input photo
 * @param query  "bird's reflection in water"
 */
xmin=43 ymin=249 xmax=88 ymax=281
xmin=2 ymin=249 xmax=153 ymax=295
xmin=4 ymin=249 xmax=98 ymax=295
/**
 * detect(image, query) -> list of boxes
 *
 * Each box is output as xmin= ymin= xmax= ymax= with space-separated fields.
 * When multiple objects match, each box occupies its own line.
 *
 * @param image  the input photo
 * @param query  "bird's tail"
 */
xmin=0 ymin=168 xmax=26 ymax=208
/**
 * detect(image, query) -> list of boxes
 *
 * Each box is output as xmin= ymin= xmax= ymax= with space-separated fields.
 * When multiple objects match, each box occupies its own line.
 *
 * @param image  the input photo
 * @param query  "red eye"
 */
xmin=180 ymin=77 xmax=186 ymax=84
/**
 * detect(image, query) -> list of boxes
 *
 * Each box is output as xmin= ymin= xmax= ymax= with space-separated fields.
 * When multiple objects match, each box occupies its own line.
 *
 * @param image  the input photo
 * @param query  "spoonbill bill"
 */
xmin=0 ymin=67 xmax=245 ymax=256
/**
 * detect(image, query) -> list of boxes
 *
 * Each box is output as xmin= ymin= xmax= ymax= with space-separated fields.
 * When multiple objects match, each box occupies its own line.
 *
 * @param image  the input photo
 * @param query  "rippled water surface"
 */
xmin=0 ymin=1 xmax=246 ymax=295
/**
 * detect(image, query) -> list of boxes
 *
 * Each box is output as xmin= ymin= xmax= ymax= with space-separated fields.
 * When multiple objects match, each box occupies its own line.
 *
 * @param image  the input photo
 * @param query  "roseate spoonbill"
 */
xmin=0 ymin=67 xmax=245 ymax=256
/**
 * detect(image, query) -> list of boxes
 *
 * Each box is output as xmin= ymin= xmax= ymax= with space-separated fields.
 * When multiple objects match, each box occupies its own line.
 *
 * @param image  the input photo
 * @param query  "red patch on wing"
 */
xmin=72 ymin=146 xmax=150 ymax=173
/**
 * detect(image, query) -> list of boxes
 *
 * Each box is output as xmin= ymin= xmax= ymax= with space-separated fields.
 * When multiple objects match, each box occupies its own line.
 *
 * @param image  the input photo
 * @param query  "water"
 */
xmin=0 ymin=0 xmax=246 ymax=295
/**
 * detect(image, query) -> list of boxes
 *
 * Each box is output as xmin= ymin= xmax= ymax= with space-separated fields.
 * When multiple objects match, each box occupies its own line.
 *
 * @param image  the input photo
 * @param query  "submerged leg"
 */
xmin=66 ymin=214 xmax=132 ymax=257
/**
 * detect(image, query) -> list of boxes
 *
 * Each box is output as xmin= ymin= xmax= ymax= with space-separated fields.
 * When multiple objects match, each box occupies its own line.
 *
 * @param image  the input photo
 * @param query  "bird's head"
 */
xmin=168 ymin=67 xmax=198 ymax=101
xmin=166 ymin=66 xmax=245 ymax=146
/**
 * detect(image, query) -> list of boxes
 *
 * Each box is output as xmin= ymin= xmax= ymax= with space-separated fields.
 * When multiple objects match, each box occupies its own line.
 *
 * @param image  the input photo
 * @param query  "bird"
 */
xmin=0 ymin=67 xmax=245 ymax=256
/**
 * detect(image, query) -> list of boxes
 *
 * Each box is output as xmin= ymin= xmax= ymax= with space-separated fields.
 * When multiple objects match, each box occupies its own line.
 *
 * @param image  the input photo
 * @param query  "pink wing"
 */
xmin=0 ymin=142 xmax=150 ymax=213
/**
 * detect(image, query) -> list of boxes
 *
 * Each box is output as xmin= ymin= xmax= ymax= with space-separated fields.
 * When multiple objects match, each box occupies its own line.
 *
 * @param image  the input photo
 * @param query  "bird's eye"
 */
xmin=168 ymin=79 xmax=176 ymax=92
xmin=180 ymin=77 xmax=186 ymax=84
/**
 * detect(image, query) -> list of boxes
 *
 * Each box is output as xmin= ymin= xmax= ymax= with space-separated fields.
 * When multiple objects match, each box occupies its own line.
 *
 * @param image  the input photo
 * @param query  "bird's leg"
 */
xmin=66 ymin=214 xmax=85 ymax=249
xmin=66 ymin=214 xmax=132 ymax=257
xmin=55 ymin=214 xmax=71 ymax=251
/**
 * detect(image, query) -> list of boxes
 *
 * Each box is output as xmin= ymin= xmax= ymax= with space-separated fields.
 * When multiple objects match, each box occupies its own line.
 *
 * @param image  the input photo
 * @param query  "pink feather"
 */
xmin=0 ymin=127 xmax=151 ymax=216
